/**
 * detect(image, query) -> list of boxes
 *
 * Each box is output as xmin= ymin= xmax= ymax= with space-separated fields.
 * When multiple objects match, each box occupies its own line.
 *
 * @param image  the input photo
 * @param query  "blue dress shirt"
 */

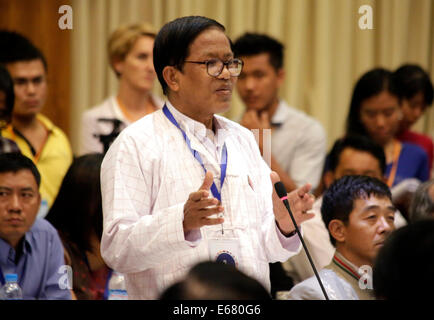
xmin=0 ymin=218 xmax=71 ymax=300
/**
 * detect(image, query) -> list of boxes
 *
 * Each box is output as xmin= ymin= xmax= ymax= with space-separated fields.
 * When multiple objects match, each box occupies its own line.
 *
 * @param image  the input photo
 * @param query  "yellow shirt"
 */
xmin=1 ymin=114 xmax=73 ymax=212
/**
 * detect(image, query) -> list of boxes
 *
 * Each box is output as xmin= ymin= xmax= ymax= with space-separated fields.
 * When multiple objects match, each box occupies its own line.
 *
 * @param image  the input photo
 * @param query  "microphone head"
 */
xmin=274 ymin=181 xmax=287 ymax=199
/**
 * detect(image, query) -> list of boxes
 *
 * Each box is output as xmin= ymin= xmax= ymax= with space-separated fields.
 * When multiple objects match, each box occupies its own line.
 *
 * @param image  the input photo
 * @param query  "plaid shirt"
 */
xmin=100 ymin=101 xmax=301 ymax=299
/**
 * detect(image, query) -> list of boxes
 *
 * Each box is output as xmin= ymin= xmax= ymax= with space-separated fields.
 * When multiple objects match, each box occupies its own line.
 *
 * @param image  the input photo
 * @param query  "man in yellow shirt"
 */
xmin=0 ymin=31 xmax=72 ymax=217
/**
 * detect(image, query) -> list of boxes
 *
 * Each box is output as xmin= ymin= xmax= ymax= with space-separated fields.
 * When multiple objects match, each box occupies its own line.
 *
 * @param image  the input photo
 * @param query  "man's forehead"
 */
xmin=7 ymin=59 xmax=46 ymax=77
xmin=338 ymin=148 xmax=380 ymax=167
xmin=353 ymin=195 xmax=393 ymax=210
xmin=189 ymin=28 xmax=232 ymax=56
xmin=0 ymin=170 xmax=38 ymax=186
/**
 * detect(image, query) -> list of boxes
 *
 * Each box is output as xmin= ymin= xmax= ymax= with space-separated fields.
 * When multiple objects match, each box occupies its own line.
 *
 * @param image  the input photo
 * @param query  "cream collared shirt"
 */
xmin=80 ymin=94 xmax=164 ymax=155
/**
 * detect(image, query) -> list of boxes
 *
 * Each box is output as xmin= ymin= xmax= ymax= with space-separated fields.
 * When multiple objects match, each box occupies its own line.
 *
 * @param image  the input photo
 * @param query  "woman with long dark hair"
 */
xmin=45 ymin=153 xmax=109 ymax=299
xmin=345 ymin=68 xmax=429 ymax=188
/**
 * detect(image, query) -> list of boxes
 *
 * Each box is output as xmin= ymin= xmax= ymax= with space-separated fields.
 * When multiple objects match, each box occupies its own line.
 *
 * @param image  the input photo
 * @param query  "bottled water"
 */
xmin=0 ymin=274 xmax=23 ymax=300
xmin=107 ymin=271 xmax=128 ymax=300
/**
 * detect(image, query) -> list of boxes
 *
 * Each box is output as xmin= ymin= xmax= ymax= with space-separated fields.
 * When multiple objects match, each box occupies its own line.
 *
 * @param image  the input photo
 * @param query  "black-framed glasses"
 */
xmin=184 ymin=58 xmax=243 ymax=77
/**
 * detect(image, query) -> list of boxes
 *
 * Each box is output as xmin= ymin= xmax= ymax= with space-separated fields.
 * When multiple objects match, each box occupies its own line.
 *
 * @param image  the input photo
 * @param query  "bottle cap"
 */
xmin=5 ymin=274 xmax=18 ymax=282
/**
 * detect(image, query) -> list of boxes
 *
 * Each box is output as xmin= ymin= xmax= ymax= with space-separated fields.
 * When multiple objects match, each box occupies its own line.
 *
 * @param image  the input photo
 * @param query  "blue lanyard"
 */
xmin=162 ymin=105 xmax=227 ymax=201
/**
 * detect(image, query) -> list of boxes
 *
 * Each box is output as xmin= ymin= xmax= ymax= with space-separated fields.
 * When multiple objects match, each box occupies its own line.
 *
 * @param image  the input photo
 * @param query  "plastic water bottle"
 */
xmin=107 ymin=271 xmax=128 ymax=300
xmin=0 ymin=274 xmax=23 ymax=300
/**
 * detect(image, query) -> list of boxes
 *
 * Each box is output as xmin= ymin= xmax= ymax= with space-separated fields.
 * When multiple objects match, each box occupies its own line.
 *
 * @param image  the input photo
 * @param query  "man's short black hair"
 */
xmin=160 ymin=261 xmax=271 ymax=300
xmin=153 ymin=16 xmax=226 ymax=95
xmin=0 ymin=65 xmax=14 ymax=125
xmin=393 ymin=64 xmax=433 ymax=107
xmin=0 ymin=30 xmax=47 ymax=70
xmin=321 ymin=175 xmax=391 ymax=246
xmin=328 ymin=134 xmax=386 ymax=174
xmin=233 ymin=32 xmax=284 ymax=70
xmin=373 ymin=219 xmax=434 ymax=299
xmin=0 ymin=153 xmax=41 ymax=187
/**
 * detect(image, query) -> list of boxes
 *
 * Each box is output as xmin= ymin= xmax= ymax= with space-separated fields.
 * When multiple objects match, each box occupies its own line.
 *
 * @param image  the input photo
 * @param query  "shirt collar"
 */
xmin=0 ymin=234 xmax=32 ymax=265
xmin=333 ymin=251 xmax=364 ymax=280
xmin=270 ymin=100 xmax=290 ymax=126
xmin=165 ymin=101 xmax=227 ymax=148
xmin=36 ymin=114 xmax=54 ymax=134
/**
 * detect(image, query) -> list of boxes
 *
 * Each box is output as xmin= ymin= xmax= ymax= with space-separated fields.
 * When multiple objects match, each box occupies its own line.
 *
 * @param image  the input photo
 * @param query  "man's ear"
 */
xmin=323 ymin=171 xmax=335 ymax=189
xmin=328 ymin=219 xmax=346 ymax=244
xmin=162 ymin=66 xmax=180 ymax=92
xmin=276 ymin=68 xmax=285 ymax=88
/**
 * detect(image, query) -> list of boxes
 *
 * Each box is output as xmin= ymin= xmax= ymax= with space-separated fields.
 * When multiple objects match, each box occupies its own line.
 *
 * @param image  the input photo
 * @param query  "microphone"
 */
xmin=274 ymin=182 xmax=329 ymax=300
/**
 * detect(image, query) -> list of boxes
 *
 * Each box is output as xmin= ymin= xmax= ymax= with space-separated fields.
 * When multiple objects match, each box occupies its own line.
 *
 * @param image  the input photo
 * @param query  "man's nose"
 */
xmin=25 ymin=81 xmax=37 ymax=94
xmin=218 ymin=64 xmax=231 ymax=80
xmin=375 ymin=114 xmax=386 ymax=127
xmin=8 ymin=194 xmax=22 ymax=213
xmin=378 ymin=216 xmax=393 ymax=234
xmin=244 ymin=77 xmax=256 ymax=90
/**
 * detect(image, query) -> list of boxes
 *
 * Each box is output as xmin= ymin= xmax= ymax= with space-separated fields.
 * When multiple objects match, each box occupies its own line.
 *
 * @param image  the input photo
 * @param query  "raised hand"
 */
xmin=270 ymin=171 xmax=315 ymax=235
xmin=183 ymin=171 xmax=224 ymax=233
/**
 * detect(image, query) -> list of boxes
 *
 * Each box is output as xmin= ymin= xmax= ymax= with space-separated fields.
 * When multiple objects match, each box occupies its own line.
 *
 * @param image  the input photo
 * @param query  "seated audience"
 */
xmin=45 ymin=154 xmax=110 ymax=300
xmin=408 ymin=179 xmax=434 ymax=221
xmin=0 ymin=65 xmax=20 ymax=153
xmin=0 ymin=31 xmax=73 ymax=218
xmin=80 ymin=23 xmax=164 ymax=155
xmin=345 ymin=68 xmax=429 ymax=188
xmin=283 ymin=135 xmax=406 ymax=284
xmin=345 ymin=68 xmax=429 ymax=219
xmin=160 ymin=261 xmax=271 ymax=300
xmin=288 ymin=175 xmax=396 ymax=300
xmin=373 ymin=219 xmax=434 ymax=299
xmin=0 ymin=153 xmax=71 ymax=299
xmin=393 ymin=64 xmax=433 ymax=172
xmin=233 ymin=33 xmax=326 ymax=296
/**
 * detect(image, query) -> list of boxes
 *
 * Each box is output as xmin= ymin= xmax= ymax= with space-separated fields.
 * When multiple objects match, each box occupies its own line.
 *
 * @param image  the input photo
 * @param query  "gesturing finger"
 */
xmin=188 ymin=190 xmax=210 ymax=202
xmin=297 ymin=183 xmax=312 ymax=197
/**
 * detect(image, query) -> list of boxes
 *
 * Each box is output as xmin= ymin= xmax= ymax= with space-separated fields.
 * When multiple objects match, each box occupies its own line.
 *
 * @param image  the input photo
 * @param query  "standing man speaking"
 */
xmin=100 ymin=16 xmax=314 ymax=299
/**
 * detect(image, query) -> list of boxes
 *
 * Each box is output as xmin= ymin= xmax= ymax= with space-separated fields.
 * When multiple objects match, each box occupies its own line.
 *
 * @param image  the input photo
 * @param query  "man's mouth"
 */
xmin=216 ymin=86 xmax=232 ymax=93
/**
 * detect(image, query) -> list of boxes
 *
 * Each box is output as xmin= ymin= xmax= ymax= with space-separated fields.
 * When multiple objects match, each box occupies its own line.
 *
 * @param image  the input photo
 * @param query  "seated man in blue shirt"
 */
xmin=0 ymin=152 xmax=71 ymax=299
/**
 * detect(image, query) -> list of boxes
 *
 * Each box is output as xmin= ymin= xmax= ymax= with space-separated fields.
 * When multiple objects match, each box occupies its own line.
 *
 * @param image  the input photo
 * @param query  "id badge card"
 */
xmin=208 ymin=238 xmax=241 ymax=268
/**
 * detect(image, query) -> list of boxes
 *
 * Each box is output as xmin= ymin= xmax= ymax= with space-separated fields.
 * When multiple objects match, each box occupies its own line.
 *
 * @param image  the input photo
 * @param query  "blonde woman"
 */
xmin=80 ymin=23 xmax=163 ymax=155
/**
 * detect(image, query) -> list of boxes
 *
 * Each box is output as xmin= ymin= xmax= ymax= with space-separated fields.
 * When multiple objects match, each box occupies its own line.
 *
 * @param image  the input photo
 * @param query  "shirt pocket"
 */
xmin=218 ymin=167 xmax=262 ymax=232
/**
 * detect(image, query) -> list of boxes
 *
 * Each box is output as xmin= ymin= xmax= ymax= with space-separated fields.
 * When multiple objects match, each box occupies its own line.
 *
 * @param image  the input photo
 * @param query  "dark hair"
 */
xmin=0 ymin=30 xmax=47 ymax=70
xmin=153 ymin=16 xmax=225 ymax=95
xmin=408 ymin=179 xmax=434 ymax=222
xmin=393 ymin=64 xmax=433 ymax=107
xmin=45 ymin=154 xmax=104 ymax=253
xmin=160 ymin=261 xmax=271 ymax=300
xmin=321 ymin=175 xmax=391 ymax=246
xmin=0 ymin=65 xmax=14 ymax=125
xmin=373 ymin=220 xmax=434 ymax=299
xmin=328 ymin=134 xmax=386 ymax=174
xmin=233 ymin=32 xmax=284 ymax=70
xmin=0 ymin=152 xmax=40 ymax=187
xmin=345 ymin=68 xmax=399 ymax=137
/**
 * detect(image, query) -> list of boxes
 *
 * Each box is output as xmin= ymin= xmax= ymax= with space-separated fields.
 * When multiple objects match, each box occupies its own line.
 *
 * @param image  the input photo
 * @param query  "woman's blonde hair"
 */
xmin=108 ymin=22 xmax=157 ymax=77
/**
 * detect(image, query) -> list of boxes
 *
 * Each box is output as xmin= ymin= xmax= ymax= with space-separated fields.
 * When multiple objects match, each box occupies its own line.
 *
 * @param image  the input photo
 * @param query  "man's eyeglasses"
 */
xmin=184 ymin=58 xmax=243 ymax=77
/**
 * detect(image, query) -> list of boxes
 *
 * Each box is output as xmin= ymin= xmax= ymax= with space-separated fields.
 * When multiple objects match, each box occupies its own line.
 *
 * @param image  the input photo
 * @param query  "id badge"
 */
xmin=208 ymin=238 xmax=241 ymax=268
